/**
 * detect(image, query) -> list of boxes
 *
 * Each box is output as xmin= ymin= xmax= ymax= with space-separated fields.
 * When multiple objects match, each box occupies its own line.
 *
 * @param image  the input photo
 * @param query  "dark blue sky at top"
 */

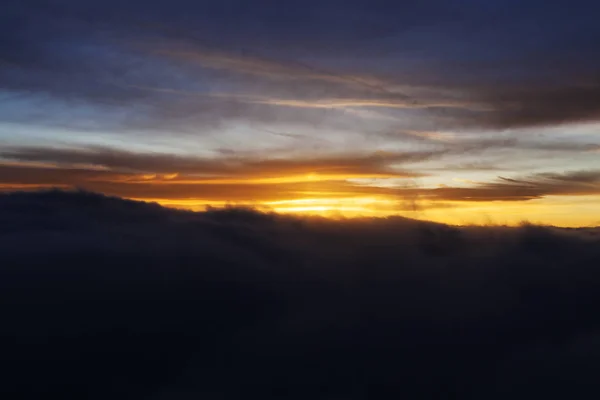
xmin=1 ymin=0 xmax=600 ymax=140
xmin=4 ymin=0 xmax=599 ymax=81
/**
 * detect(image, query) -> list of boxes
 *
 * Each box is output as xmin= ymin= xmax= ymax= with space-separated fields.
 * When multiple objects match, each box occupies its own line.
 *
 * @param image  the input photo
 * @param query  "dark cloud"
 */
xmin=1 ymin=189 xmax=600 ymax=399
xmin=0 ymin=163 xmax=122 ymax=185
xmin=467 ymin=81 xmax=600 ymax=129
xmin=393 ymin=170 xmax=600 ymax=202
xmin=466 ymin=170 xmax=600 ymax=200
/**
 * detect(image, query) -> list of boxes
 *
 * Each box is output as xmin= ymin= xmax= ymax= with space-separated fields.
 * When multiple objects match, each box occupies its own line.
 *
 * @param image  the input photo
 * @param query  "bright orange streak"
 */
xmin=2 ymin=171 xmax=599 ymax=227
xmin=125 ymin=173 xmax=400 ymax=185
xmin=141 ymin=195 xmax=600 ymax=227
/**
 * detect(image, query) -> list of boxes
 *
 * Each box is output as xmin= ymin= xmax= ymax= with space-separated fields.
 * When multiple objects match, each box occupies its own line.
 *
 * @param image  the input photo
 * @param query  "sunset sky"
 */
xmin=1 ymin=0 xmax=599 ymax=226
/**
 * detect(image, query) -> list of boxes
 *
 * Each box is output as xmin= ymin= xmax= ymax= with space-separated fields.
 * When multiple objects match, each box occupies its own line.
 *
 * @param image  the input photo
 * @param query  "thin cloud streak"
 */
xmin=0 ymin=146 xmax=436 ymax=177
xmin=150 ymin=46 xmax=400 ymax=95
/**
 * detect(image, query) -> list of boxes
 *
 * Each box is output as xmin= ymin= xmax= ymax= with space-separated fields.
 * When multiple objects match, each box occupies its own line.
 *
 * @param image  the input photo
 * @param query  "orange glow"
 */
xmin=2 ymin=165 xmax=600 ymax=227
xmin=135 ymin=194 xmax=600 ymax=227
xmin=124 ymin=173 xmax=399 ymax=185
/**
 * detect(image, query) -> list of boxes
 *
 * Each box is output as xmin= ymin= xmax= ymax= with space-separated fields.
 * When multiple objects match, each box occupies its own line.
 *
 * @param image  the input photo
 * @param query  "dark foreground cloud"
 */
xmin=2 ymin=190 xmax=600 ymax=399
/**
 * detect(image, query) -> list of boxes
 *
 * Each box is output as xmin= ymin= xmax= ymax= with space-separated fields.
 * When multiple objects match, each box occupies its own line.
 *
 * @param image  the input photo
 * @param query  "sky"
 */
xmin=1 ymin=0 xmax=600 ymax=226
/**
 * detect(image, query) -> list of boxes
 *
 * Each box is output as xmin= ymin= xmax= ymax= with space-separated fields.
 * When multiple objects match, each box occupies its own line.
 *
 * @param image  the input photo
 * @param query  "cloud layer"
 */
xmin=2 ymin=190 xmax=600 ymax=398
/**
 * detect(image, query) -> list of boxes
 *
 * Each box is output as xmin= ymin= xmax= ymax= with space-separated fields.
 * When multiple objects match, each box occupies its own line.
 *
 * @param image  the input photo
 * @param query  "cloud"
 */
xmin=0 ymin=147 xmax=438 ymax=203
xmin=149 ymin=46 xmax=395 ymax=95
xmin=420 ymin=170 xmax=600 ymax=202
xmin=467 ymin=82 xmax=600 ymax=129
xmin=0 ymin=145 xmax=433 ymax=177
xmin=1 ymin=189 xmax=600 ymax=398
xmin=2 ymin=145 xmax=600 ymax=206
xmin=228 ymin=95 xmax=478 ymax=111
xmin=429 ymin=162 xmax=502 ymax=171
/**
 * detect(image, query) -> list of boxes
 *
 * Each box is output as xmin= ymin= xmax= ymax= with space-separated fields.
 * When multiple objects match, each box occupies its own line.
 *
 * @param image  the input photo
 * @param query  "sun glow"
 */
xmin=3 ymin=165 xmax=600 ymax=227
xmin=140 ymin=193 xmax=600 ymax=227
xmin=142 ymin=195 xmax=401 ymax=217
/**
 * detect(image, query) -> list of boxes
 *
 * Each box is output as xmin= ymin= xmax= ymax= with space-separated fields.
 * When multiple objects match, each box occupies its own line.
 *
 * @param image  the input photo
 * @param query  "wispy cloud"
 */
xmin=150 ymin=46 xmax=397 ymax=95
xmin=0 ymin=146 xmax=436 ymax=177
xmin=420 ymin=170 xmax=600 ymax=202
